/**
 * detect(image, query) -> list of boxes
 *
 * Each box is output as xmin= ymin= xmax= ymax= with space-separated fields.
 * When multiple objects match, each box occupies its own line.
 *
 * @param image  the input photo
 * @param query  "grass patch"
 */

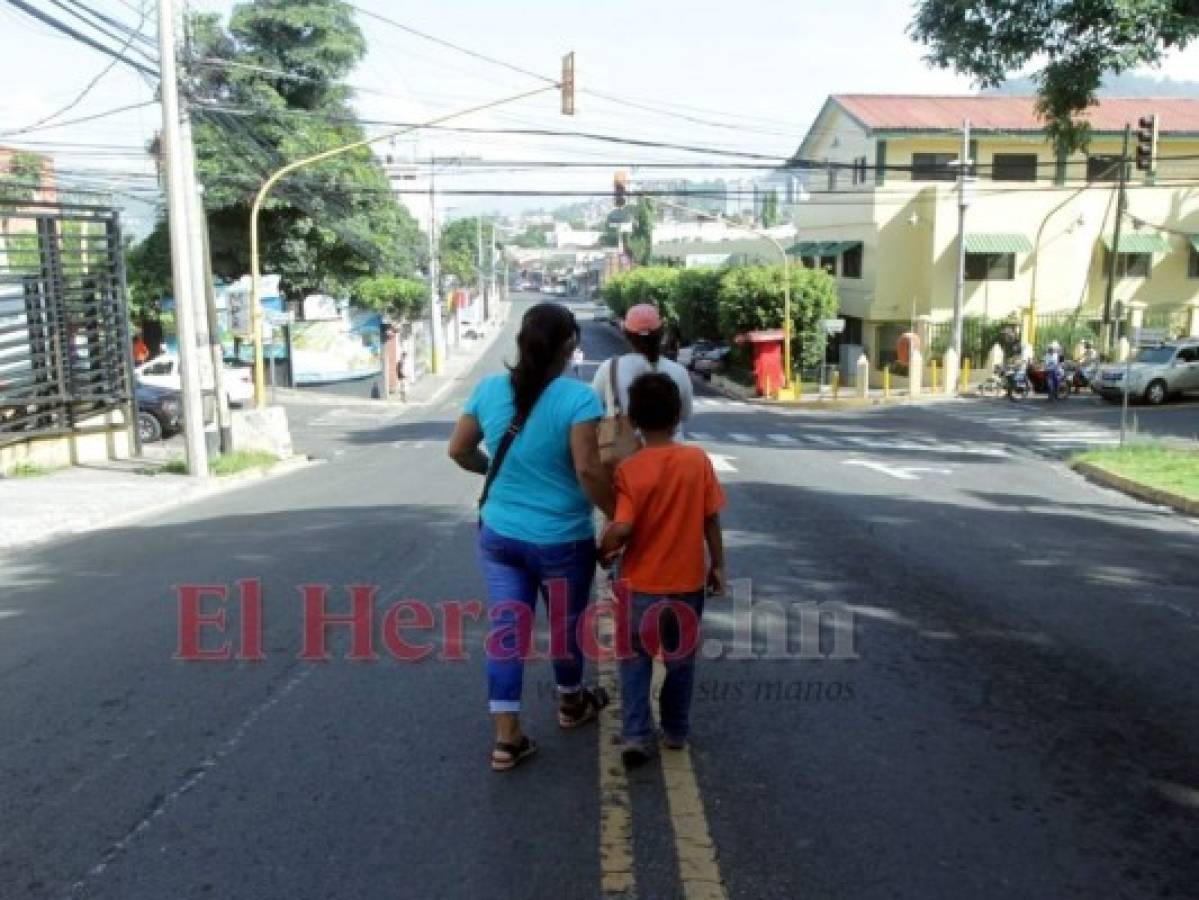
xmin=1075 ymin=444 xmax=1199 ymax=501
xmin=4 ymin=461 xmax=54 ymax=478
xmin=209 ymin=450 xmax=279 ymax=477
xmin=160 ymin=459 xmax=187 ymax=475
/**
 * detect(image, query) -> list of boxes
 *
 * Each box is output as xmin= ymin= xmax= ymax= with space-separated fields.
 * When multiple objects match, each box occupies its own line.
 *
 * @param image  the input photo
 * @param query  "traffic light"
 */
xmin=1135 ymin=114 xmax=1159 ymax=173
xmin=614 ymin=171 xmax=628 ymax=208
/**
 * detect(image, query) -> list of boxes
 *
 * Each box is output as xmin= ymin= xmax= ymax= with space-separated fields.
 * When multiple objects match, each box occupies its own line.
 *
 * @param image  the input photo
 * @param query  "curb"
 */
xmin=1069 ymin=460 xmax=1199 ymax=517
xmin=0 ymin=456 xmax=321 ymax=553
xmin=694 ymin=373 xmax=965 ymax=411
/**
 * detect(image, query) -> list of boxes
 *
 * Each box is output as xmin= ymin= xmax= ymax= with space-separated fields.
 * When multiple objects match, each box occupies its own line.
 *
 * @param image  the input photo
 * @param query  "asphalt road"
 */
xmin=2 ymin=294 xmax=1198 ymax=899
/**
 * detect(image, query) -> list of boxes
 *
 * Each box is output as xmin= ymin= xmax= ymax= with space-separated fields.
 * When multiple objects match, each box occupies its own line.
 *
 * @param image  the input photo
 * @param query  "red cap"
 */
xmin=623 ymin=304 xmax=662 ymax=335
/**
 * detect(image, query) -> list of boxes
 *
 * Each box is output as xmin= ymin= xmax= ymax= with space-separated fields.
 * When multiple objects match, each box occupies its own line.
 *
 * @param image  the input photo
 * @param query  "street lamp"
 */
xmin=248 ymin=85 xmax=563 ymax=407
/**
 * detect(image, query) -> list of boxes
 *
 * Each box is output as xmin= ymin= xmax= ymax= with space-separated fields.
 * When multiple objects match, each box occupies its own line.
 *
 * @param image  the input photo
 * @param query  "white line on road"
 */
xmin=686 ymin=431 xmax=714 ymax=442
xmin=766 ymin=434 xmax=800 ymax=445
xmin=842 ymin=459 xmax=953 ymax=481
xmin=727 ymin=433 xmax=756 ymax=443
xmin=707 ymin=452 xmax=738 ymax=473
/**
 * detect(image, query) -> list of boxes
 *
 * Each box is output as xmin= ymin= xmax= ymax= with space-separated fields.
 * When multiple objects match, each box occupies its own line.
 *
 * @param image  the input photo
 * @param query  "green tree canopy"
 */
xmin=352 ymin=274 xmax=429 ymax=321
xmin=439 ymin=217 xmax=496 ymax=288
xmin=909 ymin=1 xmax=1199 ymax=150
xmin=509 ymin=225 xmax=547 ymax=249
xmin=128 ymin=0 xmax=424 ymax=310
xmin=716 ymin=265 xmax=838 ymax=369
xmin=626 ymin=198 xmax=654 ymax=266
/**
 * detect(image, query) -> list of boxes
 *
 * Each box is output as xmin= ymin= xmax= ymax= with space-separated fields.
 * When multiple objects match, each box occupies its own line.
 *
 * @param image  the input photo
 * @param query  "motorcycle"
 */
xmin=1005 ymin=362 xmax=1071 ymax=401
xmin=1063 ymin=360 xmax=1098 ymax=394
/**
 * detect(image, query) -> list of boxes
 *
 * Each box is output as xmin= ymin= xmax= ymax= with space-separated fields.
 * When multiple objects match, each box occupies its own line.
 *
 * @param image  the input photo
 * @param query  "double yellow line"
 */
xmin=596 ymin=605 xmax=728 ymax=899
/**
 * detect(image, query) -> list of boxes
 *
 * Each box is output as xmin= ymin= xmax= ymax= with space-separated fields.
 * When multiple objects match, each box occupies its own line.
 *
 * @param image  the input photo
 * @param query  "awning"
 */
xmin=963 ymin=233 xmax=1033 ymax=254
xmin=1187 ymin=234 xmax=1199 ymax=252
xmin=1101 ymin=232 xmax=1170 ymax=253
xmin=788 ymin=240 xmax=863 ymax=257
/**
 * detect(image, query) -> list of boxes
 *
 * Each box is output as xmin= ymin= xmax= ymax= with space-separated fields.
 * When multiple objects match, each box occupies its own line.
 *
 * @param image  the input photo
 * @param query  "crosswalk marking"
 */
xmin=766 ymin=433 xmax=800 ymax=445
xmin=686 ymin=431 xmax=714 ymax=442
xmin=728 ymin=432 xmax=756 ymax=443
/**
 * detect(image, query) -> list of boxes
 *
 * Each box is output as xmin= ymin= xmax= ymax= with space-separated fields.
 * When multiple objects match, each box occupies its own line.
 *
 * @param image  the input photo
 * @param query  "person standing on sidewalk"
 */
xmin=598 ymin=373 xmax=726 ymax=766
xmin=571 ymin=346 xmax=585 ymax=378
xmin=395 ymin=350 xmax=412 ymax=402
xmin=447 ymin=302 xmax=615 ymax=772
xmin=592 ymin=304 xmax=693 ymax=441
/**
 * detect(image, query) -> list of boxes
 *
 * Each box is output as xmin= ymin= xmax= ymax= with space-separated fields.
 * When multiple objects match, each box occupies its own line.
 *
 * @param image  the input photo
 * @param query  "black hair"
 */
xmin=628 ymin=372 xmax=681 ymax=433
xmin=509 ymin=302 xmax=579 ymax=419
xmin=625 ymin=327 xmax=663 ymax=364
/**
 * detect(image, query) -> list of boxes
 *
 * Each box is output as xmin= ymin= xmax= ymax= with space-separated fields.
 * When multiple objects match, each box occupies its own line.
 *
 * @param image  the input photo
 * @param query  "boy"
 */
xmin=599 ymin=373 xmax=725 ymax=765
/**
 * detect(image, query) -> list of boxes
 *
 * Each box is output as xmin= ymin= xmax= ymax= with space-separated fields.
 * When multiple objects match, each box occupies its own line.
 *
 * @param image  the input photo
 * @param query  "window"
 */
xmin=142 ymin=359 xmax=174 ymax=376
xmin=1190 ymin=246 xmax=1199 ymax=278
xmin=912 ymin=152 xmax=958 ymax=182
xmin=852 ymin=156 xmax=868 ymax=185
xmin=1106 ymin=250 xmax=1152 ymax=278
xmin=1177 ymin=346 xmax=1199 ymax=363
xmin=841 ymin=243 xmax=863 ymax=279
xmin=827 ymin=164 xmax=839 ymax=191
xmin=964 ymin=252 xmax=1015 ymax=281
xmin=992 ymin=153 xmax=1038 ymax=182
xmin=818 ymin=255 xmax=836 ymax=274
xmin=801 ymin=255 xmax=817 ymax=269
xmin=1087 ymin=155 xmax=1123 ymax=182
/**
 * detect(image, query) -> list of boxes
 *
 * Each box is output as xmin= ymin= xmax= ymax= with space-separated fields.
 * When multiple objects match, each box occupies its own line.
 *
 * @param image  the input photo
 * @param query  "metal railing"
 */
xmin=0 ymin=201 xmax=135 ymax=448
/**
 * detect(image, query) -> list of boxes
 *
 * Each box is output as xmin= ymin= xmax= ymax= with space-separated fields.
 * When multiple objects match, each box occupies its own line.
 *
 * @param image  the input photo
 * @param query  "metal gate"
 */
xmin=0 ymin=200 xmax=136 ymax=447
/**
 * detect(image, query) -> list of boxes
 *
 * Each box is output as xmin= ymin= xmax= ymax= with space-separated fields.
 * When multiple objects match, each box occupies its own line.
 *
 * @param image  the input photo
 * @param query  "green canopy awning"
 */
xmin=963 ymin=233 xmax=1033 ymax=254
xmin=1187 ymin=234 xmax=1199 ymax=252
xmin=788 ymin=240 xmax=863 ymax=257
xmin=1101 ymin=232 xmax=1170 ymax=253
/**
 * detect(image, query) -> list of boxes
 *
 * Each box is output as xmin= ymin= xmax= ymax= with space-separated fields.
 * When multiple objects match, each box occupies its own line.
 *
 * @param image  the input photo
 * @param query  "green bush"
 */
xmin=716 ymin=265 xmax=838 ymax=369
xmin=352 ymin=275 xmax=429 ymax=321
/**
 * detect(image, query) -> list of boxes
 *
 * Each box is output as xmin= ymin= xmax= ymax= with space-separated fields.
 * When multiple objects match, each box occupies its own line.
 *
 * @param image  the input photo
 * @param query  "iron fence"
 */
xmin=0 ymin=200 xmax=135 ymax=447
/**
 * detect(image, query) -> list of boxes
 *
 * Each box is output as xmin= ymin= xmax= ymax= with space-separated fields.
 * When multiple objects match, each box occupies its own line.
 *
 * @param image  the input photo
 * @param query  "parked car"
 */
xmin=678 ymin=340 xmax=722 ymax=370
xmin=136 ymin=352 xmax=255 ymax=406
xmin=136 ymin=382 xmax=182 ymax=443
xmin=689 ymin=343 xmax=732 ymax=375
xmin=1093 ymin=340 xmax=1199 ymax=405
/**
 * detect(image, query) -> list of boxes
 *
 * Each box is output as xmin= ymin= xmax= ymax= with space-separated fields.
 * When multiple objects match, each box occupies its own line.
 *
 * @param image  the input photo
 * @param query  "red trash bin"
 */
xmin=736 ymin=329 xmax=786 ymax=397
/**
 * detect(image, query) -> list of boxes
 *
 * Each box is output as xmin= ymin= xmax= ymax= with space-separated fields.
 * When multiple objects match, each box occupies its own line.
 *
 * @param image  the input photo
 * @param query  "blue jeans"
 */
xmin=619 ymin=590 xmax=705 ymax=744
xmin=477 ymin=525 xmax=596 ymax=714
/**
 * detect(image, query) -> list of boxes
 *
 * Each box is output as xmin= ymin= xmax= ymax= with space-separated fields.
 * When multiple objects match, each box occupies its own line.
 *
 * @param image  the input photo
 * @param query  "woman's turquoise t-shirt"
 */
xmin=465 ymin=374 xmax=604 ymax=544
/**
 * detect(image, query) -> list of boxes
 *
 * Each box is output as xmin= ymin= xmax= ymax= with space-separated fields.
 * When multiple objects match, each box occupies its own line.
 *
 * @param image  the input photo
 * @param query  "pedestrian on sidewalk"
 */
xmin=592 ymin=304 xmax=693 ymax=448
xmin=396 ymin=350 xmax=412 ymax=402
xmin=598 ymin=373 xmax=726 ymax=767
xmin=447 ymin=302 xmax=616 ymax=772
xmin=571 ymin=346 xmax=584 ymax=378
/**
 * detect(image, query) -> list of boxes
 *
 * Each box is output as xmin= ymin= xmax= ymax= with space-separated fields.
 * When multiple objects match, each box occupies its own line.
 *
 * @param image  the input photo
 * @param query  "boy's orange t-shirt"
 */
xmin=612 ymin=444 xmax=726 ymax=594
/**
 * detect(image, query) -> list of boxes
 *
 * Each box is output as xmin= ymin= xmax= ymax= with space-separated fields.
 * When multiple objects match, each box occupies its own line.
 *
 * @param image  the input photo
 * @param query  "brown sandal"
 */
xmin=491 ymin=735 xmax=538 ymax=772
xmin=558 ymin=687 xmax=610 ymax=730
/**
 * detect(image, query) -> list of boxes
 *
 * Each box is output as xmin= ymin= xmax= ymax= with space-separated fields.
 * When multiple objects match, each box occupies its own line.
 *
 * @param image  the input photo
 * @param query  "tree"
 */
xmin=909 ymin=1 xmax=1199 ymax=150
xmin=352 ymin=274 xmax=428 ymax=321
xmin=601 ymin=267 xmax=679 ymax=323
xmin=510 ymin=225 xmax=547 ymax=249
xmin=626 ymin=198 xmax=654 ymax=266
xmin=125 ymin=227 xmax=173 ymax=322
xmin=438 ymin=217 xmax=496 ymax=288
xmin=716 ymin=265 xmax=838 ymax=369
xmin=0 ymin=152 xmax=44 ymax=274
xmin=674 ymin=268 xmax=723 ymax=343
xmin=140 ymin=1 xmax=426 ymax=302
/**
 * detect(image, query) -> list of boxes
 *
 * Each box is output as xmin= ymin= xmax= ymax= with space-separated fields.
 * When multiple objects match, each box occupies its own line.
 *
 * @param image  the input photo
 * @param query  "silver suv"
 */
xmin=1094 ymin=340 xmax=1199 ymax=405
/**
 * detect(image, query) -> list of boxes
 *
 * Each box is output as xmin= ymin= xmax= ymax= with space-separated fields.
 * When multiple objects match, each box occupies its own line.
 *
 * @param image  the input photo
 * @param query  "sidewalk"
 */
xmin=0 ymin=455 xmax=312 ymax=552
xmin=0 ymin=304 xmax=511 ymax=553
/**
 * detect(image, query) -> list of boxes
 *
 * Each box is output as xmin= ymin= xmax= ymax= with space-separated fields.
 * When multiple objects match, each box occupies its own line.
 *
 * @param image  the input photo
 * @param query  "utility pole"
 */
xmin=489 ymin=224 xmax=497 ymax=322
xmin=476 ymin=216 xmax=484 ymax=327
xmin=949 ymin=118 xmax=971 ymax=393
xmin=1102 ymin=124 xmax=1132 ymax=354
xmin=157 ymin=0 xmax=208 ymax=475
xmin=428 ymin=162 xmax=444 ymax=373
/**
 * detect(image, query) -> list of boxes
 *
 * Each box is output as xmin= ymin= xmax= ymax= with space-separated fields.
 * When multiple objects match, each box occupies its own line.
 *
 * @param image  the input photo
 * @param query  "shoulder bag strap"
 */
xmin=608 ymin=354 xmax=623 ymax=414
xmin=479 ymin=411 xmax=526 ymax=512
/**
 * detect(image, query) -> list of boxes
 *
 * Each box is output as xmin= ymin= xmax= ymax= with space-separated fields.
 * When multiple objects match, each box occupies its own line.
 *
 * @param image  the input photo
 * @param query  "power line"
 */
xmin=0 ymin=0 xmax=156 ymax=76
xmin=9 ymin=0 xmax=151 ymax=135
xmin=0 ymin=100 xmax=159 ymax=137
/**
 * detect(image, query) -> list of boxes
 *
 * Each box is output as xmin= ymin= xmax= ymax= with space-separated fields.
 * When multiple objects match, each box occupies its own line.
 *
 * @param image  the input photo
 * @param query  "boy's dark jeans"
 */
xmin=619 ymin=590 xmax=705 ymax=744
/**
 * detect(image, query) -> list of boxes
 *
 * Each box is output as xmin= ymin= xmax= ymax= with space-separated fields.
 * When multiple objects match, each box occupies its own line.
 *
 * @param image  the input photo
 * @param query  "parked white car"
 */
xmin=136 ymin=353 xmax=255 ymax=406
xmin=1094 ymin=340 xmax=1199 ymax=405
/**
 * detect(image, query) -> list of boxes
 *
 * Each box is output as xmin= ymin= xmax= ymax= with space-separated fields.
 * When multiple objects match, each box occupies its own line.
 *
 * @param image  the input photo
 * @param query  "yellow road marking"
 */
xmin=598 ymin=605 xmax=635 ymax=897
xmin=653 ymin=661 xmax=729 ymax=900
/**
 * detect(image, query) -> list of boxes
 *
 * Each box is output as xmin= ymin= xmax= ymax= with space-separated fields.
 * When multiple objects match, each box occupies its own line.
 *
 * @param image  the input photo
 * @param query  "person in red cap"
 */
xmin=592 ymin=303 xmax=693 ymax=441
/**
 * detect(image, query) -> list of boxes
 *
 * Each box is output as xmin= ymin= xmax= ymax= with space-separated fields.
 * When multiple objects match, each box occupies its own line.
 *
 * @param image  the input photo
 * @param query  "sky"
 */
xmin=4 ymin=0 xmax=1199 ymax=232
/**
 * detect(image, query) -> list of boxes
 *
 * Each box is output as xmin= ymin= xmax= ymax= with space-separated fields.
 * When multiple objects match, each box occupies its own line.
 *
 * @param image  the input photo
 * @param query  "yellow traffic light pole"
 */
xmin=248 ymin=84 xmax=562 ymax=407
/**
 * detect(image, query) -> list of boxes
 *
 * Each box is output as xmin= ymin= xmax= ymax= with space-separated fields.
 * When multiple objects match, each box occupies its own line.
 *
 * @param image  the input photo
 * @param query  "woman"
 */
xmin=448 ymin=303 xmax=614 ymax=772
xmin=592 ymin=304 xmax=693 ymax=439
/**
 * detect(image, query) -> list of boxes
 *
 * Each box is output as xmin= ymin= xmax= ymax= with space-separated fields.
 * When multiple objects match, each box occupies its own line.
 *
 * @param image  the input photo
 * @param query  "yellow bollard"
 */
xmin=831 ymin=370 xmax=841 ymax=400
xmin=884 ymin=366 xmax=891 ymax=400
xmin=960 ymin=357 xmax=971 ymax=394
xmin=931 ymin=360 xmax=939 ymax=393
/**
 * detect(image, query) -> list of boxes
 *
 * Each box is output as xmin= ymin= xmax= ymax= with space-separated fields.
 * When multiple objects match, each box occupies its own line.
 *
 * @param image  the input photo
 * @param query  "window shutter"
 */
xmin=875 ymin=140 xmax=887 ymax=186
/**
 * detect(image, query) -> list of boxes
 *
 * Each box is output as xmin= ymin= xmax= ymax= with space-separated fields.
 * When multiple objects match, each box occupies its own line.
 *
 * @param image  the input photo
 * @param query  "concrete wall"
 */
xmin=1 ymin=409 xmax=133 ymax=475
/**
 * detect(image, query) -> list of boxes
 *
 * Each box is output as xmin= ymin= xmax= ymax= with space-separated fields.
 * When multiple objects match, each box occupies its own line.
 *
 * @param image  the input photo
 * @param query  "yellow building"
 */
xmin=791 ymin=95 xmax=1199 ymax=369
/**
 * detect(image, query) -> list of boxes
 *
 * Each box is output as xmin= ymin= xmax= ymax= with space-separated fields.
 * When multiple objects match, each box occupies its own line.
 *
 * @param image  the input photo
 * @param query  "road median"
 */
xmin=1070 ymin=445 xmax=1199 ymax=516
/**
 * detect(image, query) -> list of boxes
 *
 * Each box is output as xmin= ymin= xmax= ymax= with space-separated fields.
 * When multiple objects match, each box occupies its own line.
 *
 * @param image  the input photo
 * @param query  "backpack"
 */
xmin=598 ymin=354 xmax=643 ymax=469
